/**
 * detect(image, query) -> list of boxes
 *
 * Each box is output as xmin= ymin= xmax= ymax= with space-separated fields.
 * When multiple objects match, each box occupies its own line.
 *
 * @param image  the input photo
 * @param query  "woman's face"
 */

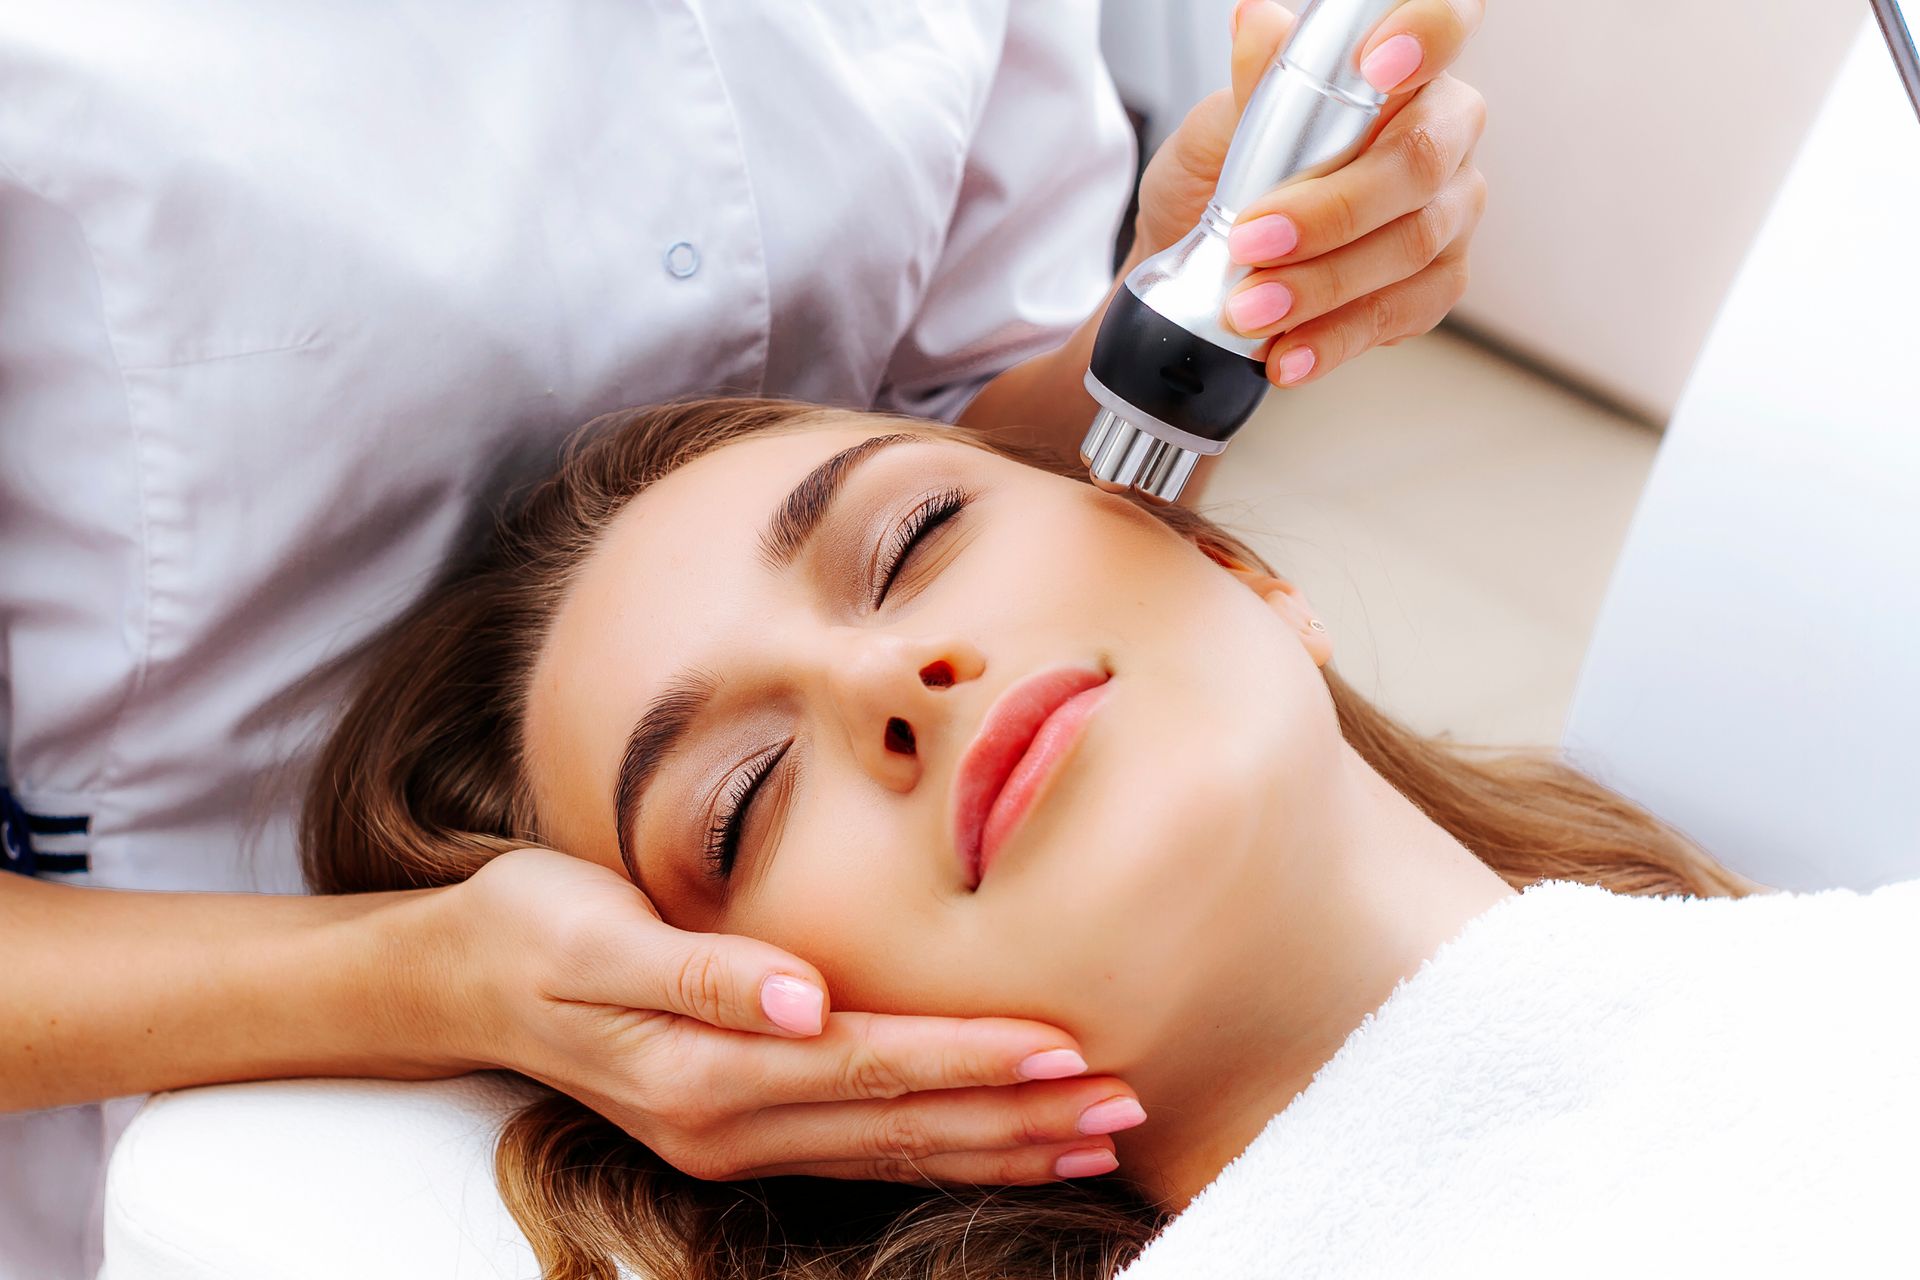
xmin=525 ymin=419 xmax=1339 ymax=1069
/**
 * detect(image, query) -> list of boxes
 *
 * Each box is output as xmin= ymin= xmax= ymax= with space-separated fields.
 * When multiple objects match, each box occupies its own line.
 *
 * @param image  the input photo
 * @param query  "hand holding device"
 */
xmin=1097 ymin=0 xmax=1486 ymax=501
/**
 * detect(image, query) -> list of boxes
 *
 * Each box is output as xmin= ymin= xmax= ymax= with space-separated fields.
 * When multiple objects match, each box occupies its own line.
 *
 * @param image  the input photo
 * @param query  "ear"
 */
xmin=1214 ymin=559 xmax=1333 ymax=668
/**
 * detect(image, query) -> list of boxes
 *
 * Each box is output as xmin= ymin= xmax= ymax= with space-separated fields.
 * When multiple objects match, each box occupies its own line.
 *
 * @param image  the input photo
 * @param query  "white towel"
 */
xmin=1118 ymin=876 xmax=1920 ymax=1279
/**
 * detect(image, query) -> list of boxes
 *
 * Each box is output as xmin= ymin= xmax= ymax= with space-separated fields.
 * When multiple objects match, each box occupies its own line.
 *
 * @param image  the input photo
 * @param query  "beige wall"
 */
xmin=1448 ymin=2 xmax=1858 ymax=422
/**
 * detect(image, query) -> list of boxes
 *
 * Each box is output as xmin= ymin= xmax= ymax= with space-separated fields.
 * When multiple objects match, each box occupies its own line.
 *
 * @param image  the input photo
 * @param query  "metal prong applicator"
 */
xmin=1082 ymin=0 xmax=1407 ymax=502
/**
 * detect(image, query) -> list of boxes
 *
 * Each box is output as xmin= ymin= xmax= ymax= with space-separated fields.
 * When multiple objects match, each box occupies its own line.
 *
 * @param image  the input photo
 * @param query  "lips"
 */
xmin=951 ymin=666 xmax=1110 ymax=889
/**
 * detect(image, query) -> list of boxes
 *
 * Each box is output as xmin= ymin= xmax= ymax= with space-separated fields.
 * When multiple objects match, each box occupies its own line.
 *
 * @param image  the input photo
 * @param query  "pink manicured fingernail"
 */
xmin=1226 ymin=282 xmax=1293 ymax=333
xmin=760 ymin=975 xmax=825 ymax=1035
xmin=1055 ymin=1148 xmax=1120 ymax=1178
xmin=1076 ymin=1096 xmax=1148 ymax=1136
xmin=1017 ymin=1048 xmax=1088 ymax=1080
xmin=1227 ymin=215 xmax=1300 ymax=264
xmin=1277 ymin=347 xmax=1316 ymax=384
xmin=1230 ymin=0 xmax=1260 ymax=38
xmin=1360 ymin=34 xmax=1422 ymax=93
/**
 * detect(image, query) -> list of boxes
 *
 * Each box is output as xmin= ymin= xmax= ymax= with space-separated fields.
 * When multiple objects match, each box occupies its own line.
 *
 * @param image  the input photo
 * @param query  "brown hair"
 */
xmin=304 ymin=396 xmax=1762 ymax=1280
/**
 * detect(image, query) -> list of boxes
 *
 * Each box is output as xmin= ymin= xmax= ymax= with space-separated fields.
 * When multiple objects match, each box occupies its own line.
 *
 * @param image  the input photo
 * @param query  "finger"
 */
xmin=749 ymin=1140 xmax=1122 ymax=1187
xmin=568 ymin=916 xmax=832 ymax=1038
xmin=1230 ymin=0 xmax=1297 ymax=115
xmin=1356 ymin=0 xmax=1485 ymax=98
xmin=724 ymin=1077 xmax=1144 ymax=1172
xmin=702 ymin=1010 xmax=1094 ymax=1109
xmin=1262 ymin=248 xmax=1473 ymax=388
xmin=1226 ymin=74 xmax=1485 ymax=267
xmin=1223 ymin=159 xmax=1484 ymax=341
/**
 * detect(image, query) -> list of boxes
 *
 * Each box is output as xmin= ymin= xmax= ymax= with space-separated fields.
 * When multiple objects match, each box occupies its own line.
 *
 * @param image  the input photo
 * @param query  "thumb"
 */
xmin=582 ymin=917 xmax=832 ymax=1037
xmin=1231 ymin=0 xmax=1297 ymax=117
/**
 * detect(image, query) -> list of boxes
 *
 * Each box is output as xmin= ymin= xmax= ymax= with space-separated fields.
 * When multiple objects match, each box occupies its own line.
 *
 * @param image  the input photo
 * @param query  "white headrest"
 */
xmin=102 ymin=1076 xmax=544 ymax=1279
xmin=1564 ymin=21 xmax=1920 ymax=893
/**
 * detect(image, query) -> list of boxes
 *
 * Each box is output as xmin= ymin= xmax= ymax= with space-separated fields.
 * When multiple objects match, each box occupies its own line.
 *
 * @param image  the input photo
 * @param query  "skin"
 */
xmin=525 ymin=420 xmax=1516 ymax=1207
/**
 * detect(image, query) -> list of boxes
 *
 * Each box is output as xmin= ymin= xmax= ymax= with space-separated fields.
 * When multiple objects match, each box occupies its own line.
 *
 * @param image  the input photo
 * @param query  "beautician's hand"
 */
xmin=422 ymin=849 xmax=1142 ymax=1185
xmin=1132 ymin=0 xmax=1488 ymax=389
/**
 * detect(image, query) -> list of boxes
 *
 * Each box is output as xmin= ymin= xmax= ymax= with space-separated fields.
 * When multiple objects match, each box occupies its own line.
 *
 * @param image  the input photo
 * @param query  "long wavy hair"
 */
xmin=304 ymin=396 xmax=1763 ymax=1280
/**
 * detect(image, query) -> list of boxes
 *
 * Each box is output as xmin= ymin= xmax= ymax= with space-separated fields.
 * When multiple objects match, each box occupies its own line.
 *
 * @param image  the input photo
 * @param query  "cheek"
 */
xmin=722 ymin=790 xmax=958 ymax=1015
xmin=1030 ymin=488 xmax=1236 ymax=620
xmin=1113 ymin=567 xmax=1342 ymax=873
xmin=722 ymin=799 xmax=1074 ymax=1022
xmin=947 ymin=489 xmax=1211 ymax=640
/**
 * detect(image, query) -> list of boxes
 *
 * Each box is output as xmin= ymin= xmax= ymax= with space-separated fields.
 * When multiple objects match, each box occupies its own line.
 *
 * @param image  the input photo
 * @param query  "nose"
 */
xmin=820 ymin=630 xmax=985 ymax=790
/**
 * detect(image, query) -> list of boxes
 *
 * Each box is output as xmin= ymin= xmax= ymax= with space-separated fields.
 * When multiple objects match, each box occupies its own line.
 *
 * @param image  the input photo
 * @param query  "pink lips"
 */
xmin=951 ymin=666 xmax=1110 ymax=889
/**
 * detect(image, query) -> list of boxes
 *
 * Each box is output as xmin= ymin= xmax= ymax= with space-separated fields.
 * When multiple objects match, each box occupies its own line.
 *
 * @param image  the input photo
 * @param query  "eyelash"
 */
xmin=702 ymin=487 xmax=973 ymax=880
xmin=872 ymin=486 xmax=972 ymax=608
xmin=704 ymin=739 xmax=791 ymax=880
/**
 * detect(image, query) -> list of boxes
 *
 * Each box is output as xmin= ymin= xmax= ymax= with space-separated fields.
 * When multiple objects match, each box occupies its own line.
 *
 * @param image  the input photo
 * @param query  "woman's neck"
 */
xmin=1110 ymin=750 xmax=1518 ymax=1211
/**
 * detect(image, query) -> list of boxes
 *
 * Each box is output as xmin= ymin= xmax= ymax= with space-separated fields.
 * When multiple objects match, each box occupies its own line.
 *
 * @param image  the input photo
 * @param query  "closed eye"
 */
xmin=872 ymin=487 xmax=972 ymax=608
xmin=703 ymin=739 xmax=790 ymax=879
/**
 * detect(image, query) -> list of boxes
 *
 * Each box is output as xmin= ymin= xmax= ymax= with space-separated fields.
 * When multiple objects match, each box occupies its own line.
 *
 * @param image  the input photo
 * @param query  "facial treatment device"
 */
xmin=1081 ymin=0 xmax=1407 ymax=502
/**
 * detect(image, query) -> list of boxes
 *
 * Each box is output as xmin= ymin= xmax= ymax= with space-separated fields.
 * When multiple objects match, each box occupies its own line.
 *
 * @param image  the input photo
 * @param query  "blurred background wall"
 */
xmin=1094 ymin=1 xmax=1869 ymax=745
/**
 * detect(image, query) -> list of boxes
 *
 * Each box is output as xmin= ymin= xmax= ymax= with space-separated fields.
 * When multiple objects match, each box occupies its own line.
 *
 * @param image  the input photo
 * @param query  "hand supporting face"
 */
xmin=415 ymin=848 xmax=1144 ymax=1184
xmin=1131 ymin=0 xmax=1489 ymax=389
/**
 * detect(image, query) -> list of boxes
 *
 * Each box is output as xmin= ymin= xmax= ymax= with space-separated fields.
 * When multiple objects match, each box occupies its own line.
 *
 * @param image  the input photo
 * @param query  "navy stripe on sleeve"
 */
xmin=1 ymin=785 xmax=92 ymax=876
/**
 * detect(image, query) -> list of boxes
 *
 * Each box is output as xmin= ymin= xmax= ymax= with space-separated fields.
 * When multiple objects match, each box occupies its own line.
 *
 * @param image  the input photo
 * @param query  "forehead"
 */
xmin=522 ymin=420 xmax=927 ymax=864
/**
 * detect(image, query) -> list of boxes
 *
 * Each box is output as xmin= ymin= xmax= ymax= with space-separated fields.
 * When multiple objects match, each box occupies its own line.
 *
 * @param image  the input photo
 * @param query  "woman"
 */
xmin=0 ymin=3 xmax=1489 ymax=1273
xmin=306 ymin=395 xmax=1767 ymax=1279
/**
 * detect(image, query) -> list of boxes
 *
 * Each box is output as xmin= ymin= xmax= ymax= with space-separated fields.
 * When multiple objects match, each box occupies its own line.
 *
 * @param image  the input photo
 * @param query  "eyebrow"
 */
xmin=757 ymin=432 xmax=917 ymax=570
xmin=613 ymin=432 xmax=919 ymax=884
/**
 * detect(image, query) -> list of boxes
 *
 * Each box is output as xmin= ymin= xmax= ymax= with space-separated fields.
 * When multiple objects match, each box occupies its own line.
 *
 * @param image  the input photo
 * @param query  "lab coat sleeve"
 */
xmin=871 ymin=1 xmax=1138 ymax=425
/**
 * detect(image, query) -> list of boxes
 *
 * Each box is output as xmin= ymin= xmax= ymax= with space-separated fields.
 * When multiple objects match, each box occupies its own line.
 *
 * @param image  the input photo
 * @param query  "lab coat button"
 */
xmin=664 ymin=241 xmax=700 ymax=279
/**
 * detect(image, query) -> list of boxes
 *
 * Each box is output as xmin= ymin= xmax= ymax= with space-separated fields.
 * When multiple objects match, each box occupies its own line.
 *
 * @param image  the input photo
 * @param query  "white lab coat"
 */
xmin=0 ymin=3 xmax=1135 ymax=1274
